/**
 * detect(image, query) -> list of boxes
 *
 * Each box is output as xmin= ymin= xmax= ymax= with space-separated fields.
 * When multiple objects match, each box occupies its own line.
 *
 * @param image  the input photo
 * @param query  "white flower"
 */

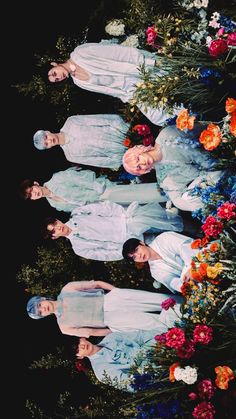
xmin=205 ymin=36 xmax=212 ymax=47
xmin=193 ymin=0 xmax=208 ymax=8
xmin=121 ymin=34 xmax=139 ymax=47
xmin=174 ymin=366 xmax=198 ymax=384
xmin=211 ymin=12 xmax=220 ymax=20
xmin=105 ymin=19 xmax=125 ymax=36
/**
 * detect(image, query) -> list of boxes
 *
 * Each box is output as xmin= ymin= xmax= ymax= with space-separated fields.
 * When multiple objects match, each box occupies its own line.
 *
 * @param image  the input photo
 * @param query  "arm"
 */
xmin=76 ymin=245 xmax=124 ymax=262
xmin=69 ymin=114 xmax=129 ymax=131
xmin=60 ymin=326 xmax=111 ymax=338
xmin=94 ymin=281 xmax=116 ymax=291
xmin=168 ymin=189 xmax=204 ymax=212
xmin=63 ymin=280 xmax=116 ymax=292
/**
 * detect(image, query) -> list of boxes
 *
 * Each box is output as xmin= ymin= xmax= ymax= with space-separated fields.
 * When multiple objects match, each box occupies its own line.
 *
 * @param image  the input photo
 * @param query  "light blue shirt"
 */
xmin=88 ymin=329 xmax=156 ymax=392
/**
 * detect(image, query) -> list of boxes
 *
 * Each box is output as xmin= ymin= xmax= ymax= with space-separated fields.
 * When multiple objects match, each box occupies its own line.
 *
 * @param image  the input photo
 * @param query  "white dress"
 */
xmin=61 ymin=114 xmax=129 ymax=169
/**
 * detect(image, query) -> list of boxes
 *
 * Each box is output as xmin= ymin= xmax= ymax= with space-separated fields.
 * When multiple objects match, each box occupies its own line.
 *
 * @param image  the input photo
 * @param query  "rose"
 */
xmin=227 ymin=32 xmax=236 ymax=46
xmin=208 ymin=38 xmax=228 ymax=57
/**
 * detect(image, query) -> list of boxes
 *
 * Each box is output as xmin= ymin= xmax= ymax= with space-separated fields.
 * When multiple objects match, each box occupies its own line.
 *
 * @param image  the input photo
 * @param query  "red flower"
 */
xmin=192 ymin=401 xmax=216 ymax=419
xmin=161 ymin=297 xmax=177 ymax=311
xmin=143 ymin=134 xmax=154 ymax=146
xmin=193 ymin=325 xmax=213 ymax=345
xmin=217 ymin=202 xmax=236 ymax=221
xmin=155 ymin=332 xmax=167 ymax=344
xmin=165 ymin=327 xmax=186 ymax=349
xmin=177 ymin=340 xmax=195 ymax=359
xmin=202 ymin=216 xmax=223 ymax=239
xmin=123 ymin=138 xmax=131 ymax=147
xmin=146 ymin=26 xmax=158 ymax=47
xmin=188 ymin=392 xmax=198 ymax=400
xmin=197 ymin=379 xmax=215 ymax=400
xmin=227 ymin=31 xmax=236 ymax=46
xmin=132 ymin=124 xmax=151 ymax=136
xmin=75 ymin=360 xmax=88 ymax=373
xmin=208 ymin=38 xmax=228 ymax=57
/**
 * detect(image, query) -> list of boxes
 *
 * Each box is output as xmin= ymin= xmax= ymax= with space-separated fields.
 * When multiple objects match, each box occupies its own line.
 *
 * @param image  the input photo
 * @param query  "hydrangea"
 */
xmin=105 ymin=19 xmax=125 ymax=36
xmin=121 ymin=34 xmax=139 ymax=47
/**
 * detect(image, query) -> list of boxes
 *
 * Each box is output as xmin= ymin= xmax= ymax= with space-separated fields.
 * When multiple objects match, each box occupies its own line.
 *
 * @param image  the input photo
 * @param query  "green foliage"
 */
xmin=29 ymin=347 xmax=74 ymax=372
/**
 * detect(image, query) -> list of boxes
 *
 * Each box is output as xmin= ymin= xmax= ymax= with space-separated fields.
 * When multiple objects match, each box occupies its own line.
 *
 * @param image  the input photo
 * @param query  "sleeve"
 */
xmin=71 ymin=201 xmax=126 ymax=217
xmin=167 ymin=189 xmax=204 ymax=212
xmin=60 ymin=326 xmax=92 ymax=338
xmin=75 ymin=43 xmax=155 ymax=66
xmin=77 ymin=245 xmax=123 ymax=262
xmin=69 ymin=114 xmax=129 ymax=131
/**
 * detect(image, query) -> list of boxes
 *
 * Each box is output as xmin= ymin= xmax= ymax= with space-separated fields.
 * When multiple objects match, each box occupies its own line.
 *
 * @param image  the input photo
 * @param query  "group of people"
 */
xmin=23 ymin=40 xmax=221 ymax=391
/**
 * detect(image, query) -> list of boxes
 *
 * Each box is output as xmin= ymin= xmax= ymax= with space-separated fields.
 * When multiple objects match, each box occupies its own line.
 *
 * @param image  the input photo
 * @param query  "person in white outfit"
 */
xmin=26 ymin=280 xmax=182 ymax=337
xmin=47 ymin=42 xmax=182 ymax=126
xmin=122 ymin=124 xmax=223 ymax=212
xmin=43 ymin=201 xmax=183 ymax=261
xmin=33 ymin=114 xmax=129 ymax=169
xmin=122 ymin=231 xmax=198 ymax=292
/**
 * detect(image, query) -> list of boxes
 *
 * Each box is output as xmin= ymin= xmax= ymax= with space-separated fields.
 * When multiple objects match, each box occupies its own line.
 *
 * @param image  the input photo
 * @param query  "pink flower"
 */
xmin=227 ymin=32 xmax=236 ymax=46
xmin=166 ymin=327 xmax=186 ymax=349
xmin=146 ymin=25 xmax=158 ymax=46
xmin=197 ymin=379 xmax=215 ymax=400
xmin=202 ymin=216 xmax=223 ymax=239
xmin=192 ymin=401 xmax=216 ymax=419
xmin=217 ymin=202 xmax=236 ymax=221
xmin=216 ymin=28 xmax=225 ymax=37
xmin=177 ymin=340 xmax=195 ymax=359
xmin=193 ymin=325 xmax=213 ymax=345
xmin=161 ymin=297 xmax=177 ymax=311
xmin=154 ymin=332 xmax=167 ymax=344
xmin=208 ymin=39 xmax=228 ymax=57
xmin=189 ymin=392 xmax=198 ymax=400
xmin=75 ymin=360 xmax=88 ymax=373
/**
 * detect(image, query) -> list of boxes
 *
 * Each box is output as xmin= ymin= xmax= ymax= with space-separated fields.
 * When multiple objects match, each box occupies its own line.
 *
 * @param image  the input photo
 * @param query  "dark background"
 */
xmin=6 ymin=2 xmax=129 ymax=416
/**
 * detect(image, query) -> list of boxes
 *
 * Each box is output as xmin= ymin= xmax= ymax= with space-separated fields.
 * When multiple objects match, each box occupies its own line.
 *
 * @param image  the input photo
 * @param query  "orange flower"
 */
xmin=201 ymin=236 xmax=209 ymax=247
xmin=191 ymin=269 xmax=203 ymax=282
xmin=191 ymin=239 xmax=202 ymax=249
xmin=209 ymin=242 xmax=219 ymax=253
xmin=123 ymin=138 xmax=131 ymax=147
xmin=199 ymin=124 xmax=221 ymax=151
xmin=169 ymin=362 xmax=180 ymax=382
xmin=199 ymin=263 xmax=208 ymax=277
xmin=215 ymin=366 xmax=235 ymax=390
xmin=225 ymin=97 xmax=236 ymax=114
xmin=229 ymin=111 xmax=236 ymax=137
xmin=176 ymin=109 xmax=195 ymax=131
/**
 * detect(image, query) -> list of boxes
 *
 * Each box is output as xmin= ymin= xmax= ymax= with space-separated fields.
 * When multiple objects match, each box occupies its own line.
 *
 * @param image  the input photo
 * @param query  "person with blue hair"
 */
xmin=33 ymin=114 xmax=129 ymax=169
xmin=26 ymin=279 xmax=182 ymax=338
xmin=47 ymin=42 xmax=182 ymax=126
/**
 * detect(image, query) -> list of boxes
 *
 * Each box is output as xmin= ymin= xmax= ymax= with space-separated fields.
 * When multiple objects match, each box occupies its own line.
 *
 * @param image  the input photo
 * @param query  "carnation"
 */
xmin=193 ymin=325 xmax=213 ymax=345
xmin=161 ymin=297 xmax=177 ymax=311
xmin=192 ymin=401 xmax=215 ymax=419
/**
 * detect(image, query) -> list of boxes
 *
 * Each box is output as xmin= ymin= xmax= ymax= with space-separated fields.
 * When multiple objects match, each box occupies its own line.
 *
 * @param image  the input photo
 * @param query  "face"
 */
xmin=38 ymin=300 xmax=54 ymax=317
xmin=26 ymin=183 xmax=43 ymax=200
xmin=47 ymin=220 xmax=70 ymax=239
xmin=128 ymin=151 xmax=154 ymax=175
xmin=43 ymin=131 xmax=60 ymax=149
xmin=77 ymin=338 xmax=95 ymax=358
xmin=48 ymin=65 xmax=68 ymax=83
xmin=129 ymin=243 xmax=151 ymax=263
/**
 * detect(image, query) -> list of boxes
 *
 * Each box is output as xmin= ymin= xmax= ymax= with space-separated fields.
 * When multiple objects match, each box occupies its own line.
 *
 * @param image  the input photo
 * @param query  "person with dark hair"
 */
xmin=42 ymin=200 xmax=183 ymax=261
xmin=19 ymin=167 xmax=167 ymax=212
xmin=76 ymin=326 xmax=179 ymax=392
xmin=47 ymin=42 xmax=182 ymax=126
xmin=122 ymin=231 xmax=198 ymax=293
xmin=33 ymin=114 xmax=129 ymax=169
xmin=26 ymin=280 xmax=181 ymax=338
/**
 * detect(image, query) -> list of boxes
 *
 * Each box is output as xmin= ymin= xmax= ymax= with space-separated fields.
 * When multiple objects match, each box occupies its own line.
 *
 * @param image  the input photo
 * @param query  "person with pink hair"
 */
xmin=122 ymin=124 xmax=223 ymax=212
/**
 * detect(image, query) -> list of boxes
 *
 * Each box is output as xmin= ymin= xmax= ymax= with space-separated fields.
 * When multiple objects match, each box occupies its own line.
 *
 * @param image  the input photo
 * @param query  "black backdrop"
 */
xmin=6 ymin=2 xmax=128 ymax=416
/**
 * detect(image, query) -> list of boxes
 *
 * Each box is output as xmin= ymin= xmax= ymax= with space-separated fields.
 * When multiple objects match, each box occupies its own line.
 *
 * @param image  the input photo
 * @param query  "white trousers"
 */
xmin=104 ymin=288 xmax=183 ymax=332
xmin=101 ymin=183 xmax=167 ymax=205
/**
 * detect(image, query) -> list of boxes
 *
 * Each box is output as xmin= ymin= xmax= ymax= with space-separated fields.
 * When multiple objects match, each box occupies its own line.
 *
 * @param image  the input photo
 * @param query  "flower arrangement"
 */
xmin=105 ymin=19 xmax=125 ymax=36
xmin=130 ymin=3 xmax=236 ymax=118
xmin=123 ymin=123 xmax=155 ymax=148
